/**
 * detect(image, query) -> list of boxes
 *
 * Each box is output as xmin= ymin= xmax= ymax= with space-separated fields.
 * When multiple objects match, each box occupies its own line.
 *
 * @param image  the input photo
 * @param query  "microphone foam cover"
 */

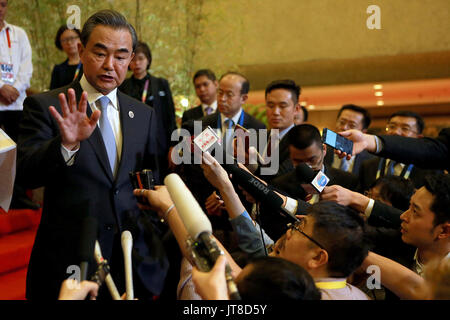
xmin=295 ymin=163 xmax=316 ymax=182
xmin=164 ymin=173 xmax=212 ymax=239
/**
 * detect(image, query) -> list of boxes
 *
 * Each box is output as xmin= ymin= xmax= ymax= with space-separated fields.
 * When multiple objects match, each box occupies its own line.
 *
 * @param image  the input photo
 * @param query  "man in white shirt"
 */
xmin=0 ymin=0 xmax=34 ymax=209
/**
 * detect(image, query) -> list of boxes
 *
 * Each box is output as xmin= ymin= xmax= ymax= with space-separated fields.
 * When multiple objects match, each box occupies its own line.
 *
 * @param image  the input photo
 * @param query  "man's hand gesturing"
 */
xmin=48 ymin=88 xmax=100 ymax=150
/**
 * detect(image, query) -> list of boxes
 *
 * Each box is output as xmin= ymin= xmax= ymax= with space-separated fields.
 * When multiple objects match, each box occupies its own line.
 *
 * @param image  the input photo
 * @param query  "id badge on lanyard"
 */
xmin=1 ymin=28 xmax=14 ymax=84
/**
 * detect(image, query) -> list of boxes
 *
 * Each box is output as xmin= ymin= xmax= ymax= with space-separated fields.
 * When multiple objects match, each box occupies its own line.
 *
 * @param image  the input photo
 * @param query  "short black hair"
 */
xmin=307 ymin=201 xmax=369 ymax=278
xmin=388 ymin=110 xmax=425 ymax=134
xmin=237 ymin=256 xmax=321 ymax=300
xmin=301 ymin=106 xmax=309 ymax=122
xmin=219 ymin=71 xmax=250 ymax=94
xmin=54 ymin=25 xmax=81 ymax=51
xmin=80 ymin=10 xmax=137 ymax=51
xmin=337 ymin=104 xmax=371 ymax=130
xmin=287 ymin=124 xmax=322 ymax=150
xmin=134 ymin=41 xmax=152 ymax=69
xmin=265 ymin=80 xmax=301 ymax=105
xmin=370 ymin=176 xmax=414 ymax=211
xmin=423 ymin=173 xmax=450 ymax=227
xmin=193 ymin=69 xmax=216 ymax=83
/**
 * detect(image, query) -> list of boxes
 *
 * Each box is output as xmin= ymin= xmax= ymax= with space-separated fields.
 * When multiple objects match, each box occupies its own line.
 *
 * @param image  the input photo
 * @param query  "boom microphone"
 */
xmin=94 ymin=240 xmax=121 ymax=300
xmin=222 ymin=163 xmax=299 ymax=222
xmin=164 ymin=173 xmax=241 ymax=300
xmin=295 ymin=163 xmax=330 ymax=194
xmin=121 ymin=230 xmax=134 ymax=300
xmin=78 ymin=216 xmax=98 ymax=281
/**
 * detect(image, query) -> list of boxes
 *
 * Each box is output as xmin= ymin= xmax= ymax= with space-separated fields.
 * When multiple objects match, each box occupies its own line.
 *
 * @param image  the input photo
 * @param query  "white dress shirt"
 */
xmin=201 ymin=100 xmax=217 ymax=116
xmin=0 ymin=22 xmax=32 ymax=111
xmin=61 ymin=75 xmax=122 ymax=174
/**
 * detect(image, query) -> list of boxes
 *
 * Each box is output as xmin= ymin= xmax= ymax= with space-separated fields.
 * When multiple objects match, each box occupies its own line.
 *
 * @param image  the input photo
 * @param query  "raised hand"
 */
xmin=48 ymin=88 xmax=100 ymax=150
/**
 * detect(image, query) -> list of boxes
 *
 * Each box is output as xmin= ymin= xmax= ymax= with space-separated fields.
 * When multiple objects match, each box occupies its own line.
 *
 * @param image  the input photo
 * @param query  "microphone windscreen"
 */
xmin=121 ymin=230 xmax=133 ymax=248
xmin=295 ymin=163 xmax=316 ymax=182
xmin=79 ymin=216 xmax=98 ymax=261
xmin=224 ymin=163 xmax=284 ymax=209
xmin=164 ymin=173 xmax=212 ymax=239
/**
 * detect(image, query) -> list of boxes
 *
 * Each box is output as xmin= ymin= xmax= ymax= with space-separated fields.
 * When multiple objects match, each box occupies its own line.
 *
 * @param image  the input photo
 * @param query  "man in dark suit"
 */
xmin=324 ymin=104 xmax=374 ymax=176
xmin=17 ymin=10 xmax=168 ymax=300
xmin=182 ymin=72 xmax=266 ymax=211
xmin=253 ymin=80 xmax=302 ymax=183
xmin=181 ymin=69 xmax=218 ymax=124
xmin=260 ymin=124 xmax=358 ymax=240
xmin=358 ymin=111 xmax=437 ymax=192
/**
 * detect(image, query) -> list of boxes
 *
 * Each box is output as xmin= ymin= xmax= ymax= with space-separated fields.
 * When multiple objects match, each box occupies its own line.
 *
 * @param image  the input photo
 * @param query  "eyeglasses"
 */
xmin=61 ymin=36 xmax=79 ymax=44
xmin=287 ymin=218 xmax=326 ymax=250
xmin=336 ymin=119 xmax=359 ymax=130
xmin=385 ymin=123 xmax=417 ymax=135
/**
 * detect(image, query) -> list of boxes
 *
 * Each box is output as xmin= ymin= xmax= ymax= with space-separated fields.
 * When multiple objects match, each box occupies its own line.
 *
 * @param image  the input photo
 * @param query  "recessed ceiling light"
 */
xmin=308 ymin=105 xmax=315 ymax=109
xmin=373 ymin=84 xmax=383 ymax=90
xmin=374 ymin=91 xmax=383 ymax=97
xmin=377 ymin=100 xmax=384 ymax=106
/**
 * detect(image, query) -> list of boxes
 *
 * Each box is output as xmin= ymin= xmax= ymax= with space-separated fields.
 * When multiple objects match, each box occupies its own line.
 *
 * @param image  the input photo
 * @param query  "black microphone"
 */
xmin=222 ymin=163 xmax=299 ymax=222
xmin=164 ymin=173 xmax=241 ymax=300
xmin=78 ymin=216 xmax=98 ymax=281
xmin=295 ymin=163 xmax=330 ymax=194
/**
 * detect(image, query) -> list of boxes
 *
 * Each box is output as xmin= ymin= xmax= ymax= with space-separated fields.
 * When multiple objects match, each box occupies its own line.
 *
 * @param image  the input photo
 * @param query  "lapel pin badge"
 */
xmin=128 ymin=111 xmax=134 ymax=118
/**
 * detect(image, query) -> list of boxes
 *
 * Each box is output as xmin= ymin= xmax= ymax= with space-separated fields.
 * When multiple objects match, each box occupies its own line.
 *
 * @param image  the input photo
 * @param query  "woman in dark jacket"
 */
xmin=49 ymin=25 xmax=83 ymax=89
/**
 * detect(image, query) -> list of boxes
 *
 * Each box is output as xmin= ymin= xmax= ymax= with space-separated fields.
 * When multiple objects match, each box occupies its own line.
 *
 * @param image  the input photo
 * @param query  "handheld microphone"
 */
xmin=164 ymin=173 xmax=241 ymax=300
xmin=295 ymin=163 xmax=330 ymax=194
xmin=222 ymin=163 xmax=299 ymax=222
xmin=121 ymin=230 xmax=134 ymax=300
xmin=78 ymin=216 xmax=98 ymax=281
xmin=94 ymin=240 xmax=121 ymax=300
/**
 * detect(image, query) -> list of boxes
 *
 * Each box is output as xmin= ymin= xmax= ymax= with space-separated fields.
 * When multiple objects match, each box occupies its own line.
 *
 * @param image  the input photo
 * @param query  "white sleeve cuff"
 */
xmin=283 ymin=196 xmax=298 ymax=216
xmin=61 ymin=144 xmax=79 ymax=166
xmin=364 ymin=198 xmax=375 ymax=218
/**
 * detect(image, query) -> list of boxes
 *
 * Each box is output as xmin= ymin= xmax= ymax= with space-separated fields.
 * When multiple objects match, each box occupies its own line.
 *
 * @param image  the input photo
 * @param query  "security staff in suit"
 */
xmin=262 ymin=124 xmax=358 ymax=240
xmin=324 ymin=104 xmax=374 ymax=176
xmin=17 ymin=10 xmax=168 ymax=300
xmin=254 ymin=80 xmax=302 ymax=182
xmin=181 ymin=69 xmax=218 ymax=124
xmin=358 ymin=111 xmax=437 ymax=192
xmin=119 ymin=41 xmax=176 ymax=179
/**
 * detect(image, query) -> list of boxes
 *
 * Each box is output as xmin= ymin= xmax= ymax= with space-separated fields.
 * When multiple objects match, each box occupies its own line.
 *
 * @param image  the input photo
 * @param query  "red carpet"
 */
xmin=0 ymin=208 xmax=41 ymax=300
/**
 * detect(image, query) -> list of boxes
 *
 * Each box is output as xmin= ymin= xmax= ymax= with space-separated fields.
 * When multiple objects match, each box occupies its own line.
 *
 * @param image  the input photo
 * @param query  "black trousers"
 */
xmin=0 ymin=110 xmax=22 ymax=142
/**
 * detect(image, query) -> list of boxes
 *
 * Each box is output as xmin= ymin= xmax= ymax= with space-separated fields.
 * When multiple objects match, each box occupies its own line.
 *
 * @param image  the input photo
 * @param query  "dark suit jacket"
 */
xmin=181 ymin=104 xmax=204 ymax=125
xmin=271 ymin=164 xmax=359 ymax=201
xmin=17 ymin=82 xmax=169 ymax=299
xmin=357 ymin=156 xmax=436 ymax=192
xmin=119 ymin=74 xmax=176 ymax=153
xmin=378 ymin=128 xmax=450 ymax=171
xmin=324 ymin=145 xmax=374 ymax=176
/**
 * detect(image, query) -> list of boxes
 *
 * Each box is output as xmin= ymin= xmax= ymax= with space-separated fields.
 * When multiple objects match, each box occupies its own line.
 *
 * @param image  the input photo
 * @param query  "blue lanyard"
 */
xmin=217 ymin=110 xmax=245 ymax=131
xmin=376 ymin=158 xmax=414 ymax=179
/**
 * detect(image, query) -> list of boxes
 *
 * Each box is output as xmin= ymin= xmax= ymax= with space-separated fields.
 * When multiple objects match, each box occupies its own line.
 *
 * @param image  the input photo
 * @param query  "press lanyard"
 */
xmin=73 ymin=62 xmax=82 ymax=81
xmin=376 ymin=158 xmax=413 ymax=180
xmin=141 ymin=79 xmax=149 ymax=103
xmin=315 ymin=280 xmax=347 ymax=290
xmin=5 ymin=27 xmax=12 ymax=63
